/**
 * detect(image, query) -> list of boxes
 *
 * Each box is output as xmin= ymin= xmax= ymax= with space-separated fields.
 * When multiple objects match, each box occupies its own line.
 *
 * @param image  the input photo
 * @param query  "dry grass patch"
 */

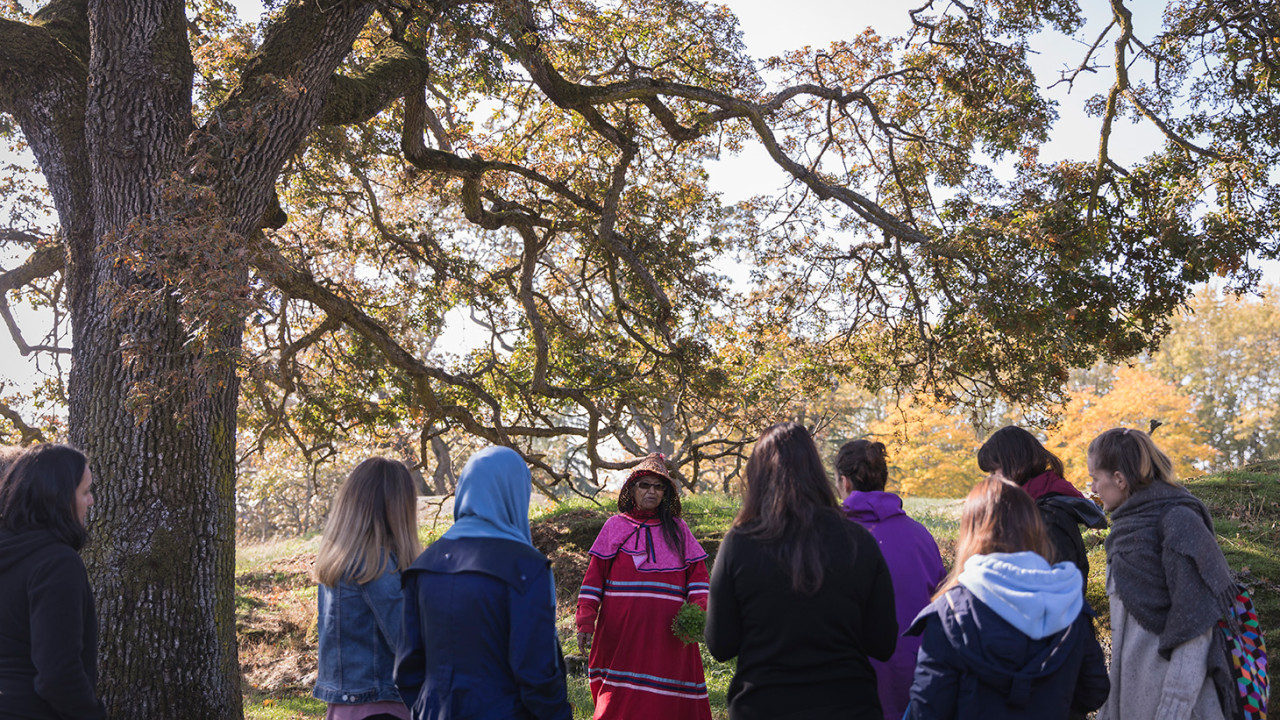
xmin=237 ymin=544 xmax=320 ymax=712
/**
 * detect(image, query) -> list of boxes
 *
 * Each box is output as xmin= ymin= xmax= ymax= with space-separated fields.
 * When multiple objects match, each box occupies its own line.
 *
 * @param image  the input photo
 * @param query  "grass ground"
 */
xmin=238 ymin=464 xmax=1280 ymax=719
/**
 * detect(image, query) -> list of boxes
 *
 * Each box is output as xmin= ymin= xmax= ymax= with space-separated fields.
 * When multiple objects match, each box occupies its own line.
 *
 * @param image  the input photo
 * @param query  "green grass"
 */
xmin=243 ymin=690 xmax=326 ymax=720
xmin=239 ymin=464 xmax=1280 ymax=719
xmin=1180 ymin=464 xmax=1280 ymax=643
xmin=235 ymin=534 xmax=320 ymax=576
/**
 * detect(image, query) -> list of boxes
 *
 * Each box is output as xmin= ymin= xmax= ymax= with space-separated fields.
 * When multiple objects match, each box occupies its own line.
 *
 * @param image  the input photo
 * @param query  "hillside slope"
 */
xmin=236 ymin=464 xmax=1280 ymax=719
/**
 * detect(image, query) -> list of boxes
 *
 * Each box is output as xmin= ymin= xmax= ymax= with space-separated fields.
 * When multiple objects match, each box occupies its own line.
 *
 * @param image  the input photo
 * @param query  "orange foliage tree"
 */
xmin=866 ymin=397 xmax=984 ymax=498
xmin=1046 ymin=366 xmax=1216 ymax=486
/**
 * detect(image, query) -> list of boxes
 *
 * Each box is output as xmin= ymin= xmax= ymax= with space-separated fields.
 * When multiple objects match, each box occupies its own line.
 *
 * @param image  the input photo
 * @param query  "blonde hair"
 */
xmin=314 ymin=457 xmax=421 ymax=586
xmin=1087 ymin=427 xmax=1175 ymax=492
xmin=934 ymin=474 xmax=1054 ymax=599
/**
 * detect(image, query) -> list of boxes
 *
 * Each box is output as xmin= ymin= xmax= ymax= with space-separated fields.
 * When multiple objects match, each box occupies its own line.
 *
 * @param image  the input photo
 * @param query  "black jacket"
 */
xmin=705 ymin=512 xmax=897 ymax=720
xmin=0 ymin=528 xmax=105 ymax=720
xmin=904 ymin=585 xmax=1109 ymax=720
xmin=1038 ymin=494 xmax=1107 ymax=588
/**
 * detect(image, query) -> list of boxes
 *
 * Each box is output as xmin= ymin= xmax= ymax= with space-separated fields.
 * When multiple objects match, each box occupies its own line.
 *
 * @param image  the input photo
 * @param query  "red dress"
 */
xmin=575 ymin=512 xmax=713 ymax=720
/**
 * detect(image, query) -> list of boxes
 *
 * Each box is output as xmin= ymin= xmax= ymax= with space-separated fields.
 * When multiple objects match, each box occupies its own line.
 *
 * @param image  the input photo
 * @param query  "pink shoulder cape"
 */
xmin=588 ymin=512 xmax=708 ymax=572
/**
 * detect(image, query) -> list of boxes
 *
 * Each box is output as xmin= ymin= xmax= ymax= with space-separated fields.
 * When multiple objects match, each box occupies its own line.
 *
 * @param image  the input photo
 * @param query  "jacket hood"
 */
xmin=909 ymin=582 xmax=1090 ymax=709
xmin=0 ymin=527 xmax=64 ymax=574
xmin=841 ymin=490 xmax=906 ymax=524
xmin=409 ymin=536 xmax=548 ymax=594
xmin=959 ymin=551 xmax=1082 ymax=639
xmin=1039 ymin=494 xmax=1109 ymax=530
xmin=1022 ymin=470 xmax=1084 ymax=501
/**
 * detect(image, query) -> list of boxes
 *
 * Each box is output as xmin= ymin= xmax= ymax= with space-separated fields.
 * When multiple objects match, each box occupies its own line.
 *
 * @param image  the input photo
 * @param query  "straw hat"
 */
xmin=617 ymin=453 xmax=682 ymax=516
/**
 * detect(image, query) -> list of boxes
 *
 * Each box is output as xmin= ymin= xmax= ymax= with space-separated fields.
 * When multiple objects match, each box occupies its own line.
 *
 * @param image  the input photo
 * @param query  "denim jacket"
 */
xmin=314 ymin=561 xmax=406 ymax=705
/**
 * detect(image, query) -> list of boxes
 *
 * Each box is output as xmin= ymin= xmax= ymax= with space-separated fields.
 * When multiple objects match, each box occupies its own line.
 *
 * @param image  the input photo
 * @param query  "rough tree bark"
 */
xmin=0 ymin=0 xmax=418 ymax=716
xmin=1 ymin=0 xmax=1267 ymax=713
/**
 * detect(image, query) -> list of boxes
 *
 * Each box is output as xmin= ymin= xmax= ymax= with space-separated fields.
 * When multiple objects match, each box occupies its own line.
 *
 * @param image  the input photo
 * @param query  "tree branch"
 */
xmin=0 ymin=244 xmax=68 ymax=356
xmin=0 ymin=229 xmax=48 ymax=247
xmin=196 ymin=0 xmax=380 ymax=230
xmin=319 ymin=41 xmax=430 ymax=126
xmin=477 ymin=3 xmax=935 ymax=247
xmin=1107 ymin=0 xmax=1222 ymax=160
xmin=0 ymin=244 xmax=65 ymax=292
xmin=0 ymin=7 xmax=92 ymax=280
xmin=251 ymin=235 xmax=580 ymax=449
xmin=0 ymin=393 xmax=47 ymax=445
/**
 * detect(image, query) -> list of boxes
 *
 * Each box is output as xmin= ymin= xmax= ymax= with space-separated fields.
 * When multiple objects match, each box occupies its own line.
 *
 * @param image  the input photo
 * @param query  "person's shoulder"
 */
xmin=890 ymin=511 xmax=937 ymax=537
xmin=362 ymin=563 xmax=406 ymax=591
xmin=1159 ymin=500 xmax=1207 ymax=524
xmin=715 ymin=525 xmax=758 ymax=560
xmin=25 ymin=539 xmax=90 ymax=590
xmin=600 ymin=513 xmax=639 ymax=532
xmin=418 ymin=537 xmax=548 ymax=575
xmin=906 ymin=588 xmax=962 ymax=635
xmin=826 ymin=510 xmax=880 ymax=546
xmin=28 ymin=534 xmax=83 ymax=567
xmin=1158 ymin=500 xmax=1219 ymax=551
xmin=1157 ymin=500 xmax=1213 ymax=535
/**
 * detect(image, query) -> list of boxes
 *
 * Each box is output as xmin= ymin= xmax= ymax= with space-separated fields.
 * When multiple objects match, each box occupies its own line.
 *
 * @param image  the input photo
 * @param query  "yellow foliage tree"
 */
xmin=867 ymin=397 xmax=984 ymax=498
xmin=1144 ymin=285 xmax=1280 ymax=469
xmin=1047 ymin=366 xmax=1216 ymax=487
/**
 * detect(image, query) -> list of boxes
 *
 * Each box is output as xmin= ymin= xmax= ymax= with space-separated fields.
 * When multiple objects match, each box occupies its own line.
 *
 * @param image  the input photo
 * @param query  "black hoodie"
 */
xmin=0 ymin=528 xmax=105 ymax=719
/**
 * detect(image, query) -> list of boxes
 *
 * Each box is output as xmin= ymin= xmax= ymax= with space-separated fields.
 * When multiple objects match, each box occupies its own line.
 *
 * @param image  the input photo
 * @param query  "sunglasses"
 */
xmin=635 ymin=481 xmax=666 ymax=492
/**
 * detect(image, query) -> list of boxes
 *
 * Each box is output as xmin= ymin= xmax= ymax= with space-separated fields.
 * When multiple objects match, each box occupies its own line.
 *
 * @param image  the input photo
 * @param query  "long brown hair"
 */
xmin=314 ymin=457 xmax=421 ymax=586
xmin=976 ymin=426 xmax=1065 ymax=485
xmin=0 ymin=444 xmax=90 ymax=551
xmin=735 ymin=422 xmax=841 ymax=594
xmin=934 ymin=475 xmax=1054 ymax=598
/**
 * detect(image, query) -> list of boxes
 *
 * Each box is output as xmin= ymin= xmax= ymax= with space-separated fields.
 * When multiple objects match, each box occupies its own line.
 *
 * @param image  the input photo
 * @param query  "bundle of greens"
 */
xmin=671 ymin=602 xmax=706 ymax=645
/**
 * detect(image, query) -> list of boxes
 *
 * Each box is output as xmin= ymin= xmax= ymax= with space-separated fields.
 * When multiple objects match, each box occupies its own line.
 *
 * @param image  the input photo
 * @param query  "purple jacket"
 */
xmin=842 ymin=491 xmax=947 ymax=720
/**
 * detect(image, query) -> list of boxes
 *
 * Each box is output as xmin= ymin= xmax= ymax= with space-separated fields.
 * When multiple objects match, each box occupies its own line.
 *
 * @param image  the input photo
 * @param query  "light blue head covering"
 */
xmin=441 ymin=446 xmax=534 ymax=547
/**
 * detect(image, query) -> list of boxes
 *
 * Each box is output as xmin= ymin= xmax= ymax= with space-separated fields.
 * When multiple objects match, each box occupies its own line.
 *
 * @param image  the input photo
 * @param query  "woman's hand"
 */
xmin=577 ymin=632 xmax=592 ymax=655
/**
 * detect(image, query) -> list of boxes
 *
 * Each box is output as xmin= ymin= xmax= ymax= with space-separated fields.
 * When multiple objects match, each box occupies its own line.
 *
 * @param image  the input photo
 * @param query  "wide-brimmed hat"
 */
xmin=617 ymin=453 xmax=682 ymax=516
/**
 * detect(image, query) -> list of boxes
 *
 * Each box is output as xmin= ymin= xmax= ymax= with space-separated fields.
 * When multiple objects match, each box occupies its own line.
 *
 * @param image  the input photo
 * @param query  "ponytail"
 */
xmin=1087 ymin=428 xmax=1175 ymax=491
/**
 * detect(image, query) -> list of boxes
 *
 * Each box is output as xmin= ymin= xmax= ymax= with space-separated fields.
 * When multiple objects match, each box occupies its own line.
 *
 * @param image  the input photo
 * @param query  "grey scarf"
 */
xmin=1105 ymin=479 xmax=1237 ymax=715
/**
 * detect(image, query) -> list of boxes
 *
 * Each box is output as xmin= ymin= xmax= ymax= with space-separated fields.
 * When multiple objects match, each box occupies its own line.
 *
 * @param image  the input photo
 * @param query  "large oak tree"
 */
xmin=1 ymin=0 xmax=1277 ymax=715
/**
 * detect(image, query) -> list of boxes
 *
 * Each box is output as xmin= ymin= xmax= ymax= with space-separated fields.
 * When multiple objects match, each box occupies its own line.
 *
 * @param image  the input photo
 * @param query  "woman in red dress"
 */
xmin=575 ymin=454 xmax=713 ymax=720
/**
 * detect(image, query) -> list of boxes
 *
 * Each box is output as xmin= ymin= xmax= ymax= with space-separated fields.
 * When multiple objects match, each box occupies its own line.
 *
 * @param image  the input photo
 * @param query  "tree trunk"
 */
xmin=71 ymin=310 xmax=243 ymax=718
xmin=431 ymin=434 xmax=456 ymax=494
xmin=68 ymin=2 xmax=244 ymax=716
xmin=3 ymin=0 xmax=408 ymax=715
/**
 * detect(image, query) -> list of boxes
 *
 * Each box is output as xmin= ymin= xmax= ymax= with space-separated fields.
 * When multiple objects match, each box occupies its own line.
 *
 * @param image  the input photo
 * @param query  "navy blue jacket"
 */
xmin=395 ymin=537 xmax=572 ymax=720
xmin=904 ymin=585 xmax=1108 ymax=720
